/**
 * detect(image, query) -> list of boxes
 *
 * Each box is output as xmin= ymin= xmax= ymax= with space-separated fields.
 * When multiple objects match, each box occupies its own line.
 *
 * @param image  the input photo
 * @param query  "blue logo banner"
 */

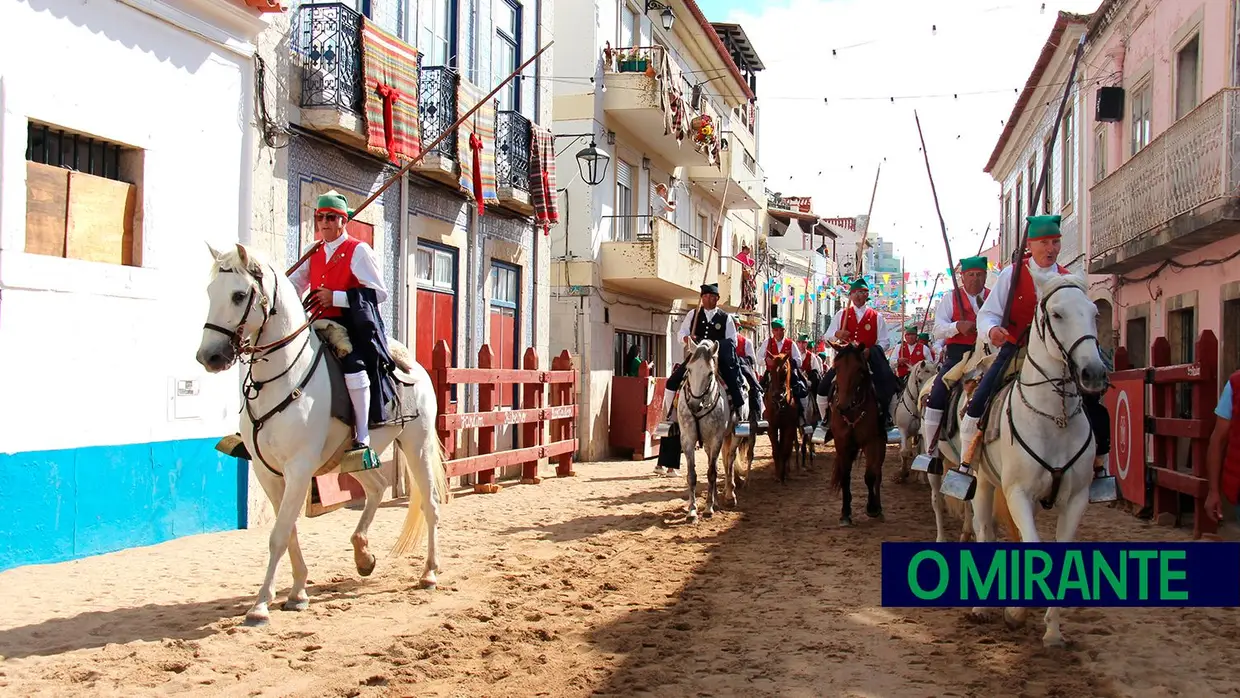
xmin=881 ymin=542 xmax=1240 ymax=607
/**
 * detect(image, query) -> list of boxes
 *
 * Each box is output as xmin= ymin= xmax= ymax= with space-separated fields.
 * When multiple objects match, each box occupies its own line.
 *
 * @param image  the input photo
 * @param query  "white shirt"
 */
xmin=289 ymin=234 xmax=388 ymax=308
xmin=977 ymin=258 xmax=1061 ymax=346
xmin=759 ymin=335 xmax=802 ymax=371
xmin=826 ymin=303 xmax=892 ymax=351
xmin=677 ymin=306 xmax=738 ymax=342
xmin=652 ymin=194 xmax=675 ymax=220
xmin=933 ymin=287 xmax=987 ymax=342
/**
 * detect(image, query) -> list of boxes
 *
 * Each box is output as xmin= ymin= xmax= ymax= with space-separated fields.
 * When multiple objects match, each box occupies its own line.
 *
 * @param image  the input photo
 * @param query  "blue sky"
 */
xmin=691 ymin=0 xmax=1100 ymax=277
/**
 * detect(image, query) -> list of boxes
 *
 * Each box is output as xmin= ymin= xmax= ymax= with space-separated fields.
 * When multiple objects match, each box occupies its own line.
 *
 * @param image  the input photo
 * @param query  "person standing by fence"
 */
xmin=1205 ymin=370 xmax=1240 ymax=524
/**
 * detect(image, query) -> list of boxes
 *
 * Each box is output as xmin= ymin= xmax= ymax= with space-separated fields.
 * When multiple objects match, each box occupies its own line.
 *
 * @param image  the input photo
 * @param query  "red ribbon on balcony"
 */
xmin=469 ymin=131 xmax=485 ymax=218
xmin=376 ymin=83 xmax=403 ymax=163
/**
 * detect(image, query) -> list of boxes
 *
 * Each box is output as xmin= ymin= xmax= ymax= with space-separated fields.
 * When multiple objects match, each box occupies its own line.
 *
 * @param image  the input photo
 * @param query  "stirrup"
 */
xmin=340 ymin=441 xmax=380 ymax=474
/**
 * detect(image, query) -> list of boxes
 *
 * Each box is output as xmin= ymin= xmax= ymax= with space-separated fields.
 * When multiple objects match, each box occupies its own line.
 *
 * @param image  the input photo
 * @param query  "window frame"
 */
xmin=1129 ymin=78 xmax=1153 ymax=156
xmin=1061 ymin=105 xmax=1074 ymax=208
xmin=495 ymin=0 xmax=522 ymax=112
xmin=1173 ymin=33 xmax=1201 ymax=121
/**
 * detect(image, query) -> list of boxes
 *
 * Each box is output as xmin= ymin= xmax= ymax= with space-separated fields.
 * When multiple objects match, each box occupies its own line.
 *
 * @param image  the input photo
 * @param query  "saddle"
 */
xmin=313 ymin=319 xmax=423 ymax=430
xmin=932 ymin=348 xmax=1024 ymax=464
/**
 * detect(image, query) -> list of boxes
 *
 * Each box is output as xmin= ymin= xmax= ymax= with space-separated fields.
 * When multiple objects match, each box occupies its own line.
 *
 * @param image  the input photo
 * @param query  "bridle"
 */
xmin=682 ymin=351 xmax=722 ymax=422
xmin=831 ymin=348 xmax=873 ymax=430
xmin=203 ymin=261 xmax=327 ymax=477
xmin=1005 ymin=281 xmax=1103 ymax=509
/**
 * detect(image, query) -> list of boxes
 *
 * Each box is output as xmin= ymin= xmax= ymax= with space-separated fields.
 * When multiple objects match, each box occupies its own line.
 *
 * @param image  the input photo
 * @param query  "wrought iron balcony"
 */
xmin=297 ymin=3 xmax=363 ymax=113
xmin=418 ymin=66 xmax=459 ymax=161
xmin=1089 ymin=88 xmax=1240 ymax=274
xmin=496 ymin=110 xmax=532 ymax=193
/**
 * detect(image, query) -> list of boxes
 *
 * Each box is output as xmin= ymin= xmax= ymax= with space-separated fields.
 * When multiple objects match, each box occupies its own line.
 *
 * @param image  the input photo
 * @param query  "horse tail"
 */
xmin=390 ymin=430 xmax=451 ymax=558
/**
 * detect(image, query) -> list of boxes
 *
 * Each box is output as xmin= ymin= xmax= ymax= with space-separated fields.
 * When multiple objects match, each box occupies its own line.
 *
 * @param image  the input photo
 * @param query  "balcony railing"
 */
xmin=297 ymin=3 xmax=363 ymax=112
xmin=603 ymin=214 xmax=654 ymax=243
xmin=680 ymin=228 xmax=705 ymax=261
xmin=1089 ymin=88 xmax=1240 ymax=259
xmin=496 ymin=111 xmax=532 ymax=192
xmin=418 ymin=65 xmax=459 ymax=161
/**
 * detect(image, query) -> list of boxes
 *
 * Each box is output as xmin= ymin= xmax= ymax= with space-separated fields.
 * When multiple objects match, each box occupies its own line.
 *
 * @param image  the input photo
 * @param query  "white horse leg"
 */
xmin=929 ymin=473 xmax=948 ymax=543
xmin=247 ymin=459 xmax=315 ymax=626
xmin=1042 ymin=488 xmax=1090 ymax=648
xmin=684 ymin=430 xmax=699 ymax=522
xmin=723 ymin=435 xmax=738 ymax=509
xmin=968 ymin=477 xmax=997 ymax=619
xmin=1001 ymin=485 xmax=1044 ymax=631
xmin=704 ymin=438 xmax=721 ymax=519
xmin=253 ymin=468 xmax=311 ymax=612
xmin=348 ymin=468 xmax=388 ymax=577
xmin=395 ymin=433 xmax=445 ymax=589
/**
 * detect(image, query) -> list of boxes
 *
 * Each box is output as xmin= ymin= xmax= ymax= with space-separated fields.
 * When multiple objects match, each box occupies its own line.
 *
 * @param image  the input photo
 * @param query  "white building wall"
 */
xmin=0 ymin=0 xmax=268 ymax=571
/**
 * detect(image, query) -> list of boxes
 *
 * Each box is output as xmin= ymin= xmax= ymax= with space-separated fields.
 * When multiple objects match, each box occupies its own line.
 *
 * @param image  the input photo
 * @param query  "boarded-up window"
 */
xmin=24 ymin=122 xmax=141 ymax=266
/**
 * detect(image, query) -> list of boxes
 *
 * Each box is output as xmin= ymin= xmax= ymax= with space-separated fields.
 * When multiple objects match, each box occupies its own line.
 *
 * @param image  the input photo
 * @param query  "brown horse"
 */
xmin=827 ymin=342 xmax=888 ymax=526
xmin=764 ymin=353 xmax=800 ymax=483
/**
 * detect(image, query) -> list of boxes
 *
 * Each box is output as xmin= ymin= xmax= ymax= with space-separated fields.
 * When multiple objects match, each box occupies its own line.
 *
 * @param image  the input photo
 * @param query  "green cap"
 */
xmin=347 ymin=208 xmax=356 ymax=219
xmin=960 ymin=255 xmax=988 ymax=272
xmin=817 ymin=351 xmax=828 ymax=359
xmin=316 ymin=191 xmax=349 ymax=216
xmin=849 ymin=278 xmax=869 ymax=292
xmin=798 ymin=333 xmax=809 ymax=341
xmin=1027 ymin=214 xmax=1062 ymax=240
xmin=904 ymin=323 xmax=917 ymax=333
xmin=918 ymin=332 xmax=931 ymax=341
xmin=771 ymin=318 xmax=785 ymax=329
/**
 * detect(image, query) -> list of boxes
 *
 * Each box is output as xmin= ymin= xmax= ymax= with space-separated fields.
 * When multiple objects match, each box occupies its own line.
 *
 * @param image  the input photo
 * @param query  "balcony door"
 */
xmin=414 ymin=241 xmax=458 ymax=392
xmin=419 ymin=0 xmax=455 ymax=67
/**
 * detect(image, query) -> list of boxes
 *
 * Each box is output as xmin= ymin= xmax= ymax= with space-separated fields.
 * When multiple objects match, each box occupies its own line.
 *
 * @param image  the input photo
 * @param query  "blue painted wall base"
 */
xmin=0 ymin=437 xmax=247 ymax=573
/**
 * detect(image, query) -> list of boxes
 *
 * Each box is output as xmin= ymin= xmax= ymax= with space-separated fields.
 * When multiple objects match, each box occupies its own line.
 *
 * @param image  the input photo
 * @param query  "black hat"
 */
xmin=700 ymin=283 xmax=720 ymax=296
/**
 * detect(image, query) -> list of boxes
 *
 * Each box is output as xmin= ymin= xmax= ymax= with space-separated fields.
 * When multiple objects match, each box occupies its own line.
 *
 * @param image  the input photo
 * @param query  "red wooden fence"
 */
xmin=1108 ymin=330 xmax=1219 ymax=539
xmin=609 ymin=360 xmax=667 ymax=460
xmin=431 ymin=339 xmax=578 ymax=493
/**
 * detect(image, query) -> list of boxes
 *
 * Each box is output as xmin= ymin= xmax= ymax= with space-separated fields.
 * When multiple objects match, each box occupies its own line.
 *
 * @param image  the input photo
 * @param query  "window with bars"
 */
xmin=495 ymin=0 xmax=522 ymax=112
xmin=615 ymin=330 xmax=661 ymax=377
xmin=24 ymin=121 xmax=142 ymax=266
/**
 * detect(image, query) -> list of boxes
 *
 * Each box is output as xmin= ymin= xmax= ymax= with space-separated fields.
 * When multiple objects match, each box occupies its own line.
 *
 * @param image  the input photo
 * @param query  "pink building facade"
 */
xmin=1083 ymin=0 xmax=1240 ymax=383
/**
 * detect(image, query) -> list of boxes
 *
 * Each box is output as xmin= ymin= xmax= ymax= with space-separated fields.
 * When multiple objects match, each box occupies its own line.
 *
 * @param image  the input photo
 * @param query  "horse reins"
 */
xmin=831 ymin=349 xmax=873 ymax=430
xmin=203 ymin=261 xmax=327 ymax=476
xmin=1004 ymin=283 xmax=1102 ymax=509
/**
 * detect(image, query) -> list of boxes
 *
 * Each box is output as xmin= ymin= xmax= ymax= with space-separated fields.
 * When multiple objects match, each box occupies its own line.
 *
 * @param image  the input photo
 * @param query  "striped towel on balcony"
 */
xmin=529 ymin=125 xmax=558 ymax=233
xmin=456 ymin=79 xmax=499 ymax=214
xmin=360 ymin=19 xmax=421 ymax=164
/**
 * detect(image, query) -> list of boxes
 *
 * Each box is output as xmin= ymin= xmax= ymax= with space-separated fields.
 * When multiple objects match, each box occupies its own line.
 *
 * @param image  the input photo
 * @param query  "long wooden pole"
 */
xmin=974 ymin=222 xmax=992 ymax=257
xmin=1000 ymin=33 xmax=1086 ymax=331
xmin=854 ymin=162 xmax=881 ymax=276
xmin=701 ymin=177 xmax=733 ymax=285
xmin=348 ymin=41 xmax=555 ymax=223
xmin=919 ymin=272 xmax=942 ymax=333
xmin=913 ymin=110 xmax=963 ymax=306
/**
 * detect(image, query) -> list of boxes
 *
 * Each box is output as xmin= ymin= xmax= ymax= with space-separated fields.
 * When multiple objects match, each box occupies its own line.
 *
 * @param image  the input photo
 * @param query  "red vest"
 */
xmin=801 ymin=348 xmax=816 ymax=373
xmin=1221 ymin=372 xmax=1240 ymax=502
xmin=736 ymin=335 xmax=748 ymax=358
xmin=307 ymin=236 xmax=362 ymax=319
xmin=842 ymin=306 xmax=880 ymax=347
xmin=765 ymin=337 xmax=793 ymax=369
xmin=896 ymin=342 xmax=927 ymax=377
xmin=1006 ymin=262 xmax=1070 ymax=344
xmin=946 ymin=288 xmax=991 ymax=346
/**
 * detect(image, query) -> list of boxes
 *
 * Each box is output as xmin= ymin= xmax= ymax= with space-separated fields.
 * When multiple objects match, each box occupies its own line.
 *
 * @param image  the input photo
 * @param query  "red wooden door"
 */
xmin=489 ymin=306 xmax=517 ymax=407
xmin=416 ymin=289 xmax=456 ymax=373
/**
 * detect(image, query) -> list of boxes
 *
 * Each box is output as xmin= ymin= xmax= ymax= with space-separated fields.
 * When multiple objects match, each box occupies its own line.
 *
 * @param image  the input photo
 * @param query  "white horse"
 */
xmin=196 ymin=243 xmax=449 ymax=627
xmin=961 ymin=273 xmax=1108 ymax=647
xmin=675 ymin=339 xmax=739 ymax=521
xmin=892 ymin=359 xmax=938 ymax=483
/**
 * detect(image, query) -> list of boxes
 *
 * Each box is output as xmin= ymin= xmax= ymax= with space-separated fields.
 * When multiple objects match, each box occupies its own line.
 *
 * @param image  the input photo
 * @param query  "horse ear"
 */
xmin=234 ymin=243 xmax=260 ymax=273
xmin=206 ymin=242 xmax=224 ymax=261
xmin=710 ymin=341 xmax=719 ymax=358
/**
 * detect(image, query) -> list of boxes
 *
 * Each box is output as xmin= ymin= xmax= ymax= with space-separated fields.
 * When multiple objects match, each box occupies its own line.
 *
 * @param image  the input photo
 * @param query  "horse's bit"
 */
xmin=1005 ymin=283 xmax=1102 ymax=509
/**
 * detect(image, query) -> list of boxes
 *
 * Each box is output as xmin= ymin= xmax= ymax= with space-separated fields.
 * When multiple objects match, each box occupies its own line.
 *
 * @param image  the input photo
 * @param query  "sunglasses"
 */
xmin=314 ymin=213 xmax=342 ymax=222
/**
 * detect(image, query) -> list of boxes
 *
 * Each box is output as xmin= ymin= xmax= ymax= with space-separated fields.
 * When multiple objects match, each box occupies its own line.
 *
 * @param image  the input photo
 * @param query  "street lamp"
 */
xmin=646 ymin=0 xmax=675 ymax=31
xmin=575 ymin=141 xmax=610 ymax=186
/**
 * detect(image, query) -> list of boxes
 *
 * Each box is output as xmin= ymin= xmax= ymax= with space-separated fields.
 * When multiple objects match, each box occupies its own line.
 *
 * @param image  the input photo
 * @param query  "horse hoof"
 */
xmin=243 ymin=613 xmax=270 ymax=627
xmin=686 ymin=512 xmax=699 ymax=524
xmin=1043 ymin=635 xmax=1066 ymax=649
xmin=357 ymin=554 xmax=377 ymax=577
xmin=419 ymin=577 xmax=438 ymax=590
xmin=703 ymin=510 xmax=714 ymax=519
xmin=282 ymin=598 xmax=309 ymax=612
xmin=1003 ymin=608 xmax=1025 ymax=629
xmin=867 ymin=511 xmax=885 ymax=521
xmin=839 ymin=517 xmax=853 ymax=527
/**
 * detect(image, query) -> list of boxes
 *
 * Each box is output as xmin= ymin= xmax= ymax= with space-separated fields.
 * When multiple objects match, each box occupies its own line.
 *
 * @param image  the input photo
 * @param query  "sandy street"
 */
xmin=1 ymin=442 xmax=1239 ymax=698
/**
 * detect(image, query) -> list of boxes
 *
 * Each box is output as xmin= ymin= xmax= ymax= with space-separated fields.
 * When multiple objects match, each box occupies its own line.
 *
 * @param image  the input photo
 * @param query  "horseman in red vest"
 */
xmin=289 ymin=191 xmax=398 ymax=458
xmin=919 ymin=255 xmax=990 ymax=459
xmin=917 ymin=332 xmax=936 ymax=363
xmin=797 ymin=333 xmax=824 ymax=389
xmin=958 ymin=215 xmax=1110 ymax=472
xmin=758 ymin=318 xmax=811 ymax=417
xmin=893 ymin=324 xmax=923 ymax=380
xmin=1205 ymin=370 xmax=1240 ymax=525
xmin=815 ymin=277 xmax=898 ymax=432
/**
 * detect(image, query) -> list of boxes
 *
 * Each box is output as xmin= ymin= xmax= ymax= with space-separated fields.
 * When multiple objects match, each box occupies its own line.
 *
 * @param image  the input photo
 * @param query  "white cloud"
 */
xmin=721 ymin=0 xmax=1100 ymax=276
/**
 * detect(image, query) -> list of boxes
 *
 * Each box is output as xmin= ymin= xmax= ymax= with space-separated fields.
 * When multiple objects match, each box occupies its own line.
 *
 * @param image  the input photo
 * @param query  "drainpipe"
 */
xmin=239 ymin=58 xmax=257 ymax=248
